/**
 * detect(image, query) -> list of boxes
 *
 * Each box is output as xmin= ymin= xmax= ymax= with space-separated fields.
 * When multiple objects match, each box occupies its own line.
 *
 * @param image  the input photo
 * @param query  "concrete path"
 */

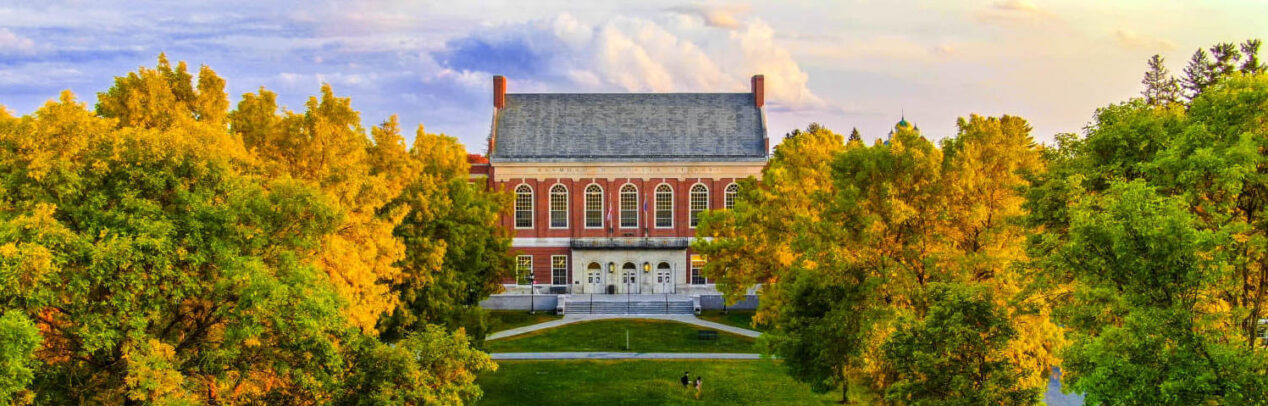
xmin=490 ymin=352 xmax=762 ymax=360
xmin=486 ymin=314 xmax=763 ymax=341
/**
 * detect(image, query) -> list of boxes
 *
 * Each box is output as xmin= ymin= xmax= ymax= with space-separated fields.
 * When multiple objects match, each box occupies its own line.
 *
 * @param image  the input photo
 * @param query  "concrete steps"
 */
xmin=565 ymin=299 xmax=694 ymax=315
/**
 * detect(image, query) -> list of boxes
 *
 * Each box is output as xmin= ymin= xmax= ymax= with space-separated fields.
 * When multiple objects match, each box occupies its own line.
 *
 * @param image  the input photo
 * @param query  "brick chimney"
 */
xmin=493 ymin=75 xmax=507 ymax=109
xmin=751 ymin=74 xmax=764 ymax=108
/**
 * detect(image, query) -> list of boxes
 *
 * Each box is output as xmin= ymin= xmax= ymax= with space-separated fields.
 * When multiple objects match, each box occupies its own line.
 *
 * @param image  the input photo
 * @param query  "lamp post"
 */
xmin=529 ymin=273 xmax=535 ymax=315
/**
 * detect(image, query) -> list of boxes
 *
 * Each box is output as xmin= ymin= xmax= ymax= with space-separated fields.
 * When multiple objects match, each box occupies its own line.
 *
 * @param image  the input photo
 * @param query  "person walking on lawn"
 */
xmin=695 ymin=376 xmax=702 ymax=400
xmin=681 ymin=372 xmax=690 ymax=389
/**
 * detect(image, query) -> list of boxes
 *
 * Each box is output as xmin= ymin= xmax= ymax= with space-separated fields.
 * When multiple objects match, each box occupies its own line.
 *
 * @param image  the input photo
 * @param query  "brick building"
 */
xmin=477 ymin=74 xmax=768 ymax=302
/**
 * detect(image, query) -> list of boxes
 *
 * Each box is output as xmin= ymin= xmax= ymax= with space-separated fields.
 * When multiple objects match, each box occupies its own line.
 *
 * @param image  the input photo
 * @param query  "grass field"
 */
xmin=484 ymin=319 xmax=756 ymax=353
xmin=476 ymin=359 xmax=866 ymax=405
xmin=697 ymin=310 xmax=766 ymax=332
xmin=486 ymin=311 xmax=562 ymax=333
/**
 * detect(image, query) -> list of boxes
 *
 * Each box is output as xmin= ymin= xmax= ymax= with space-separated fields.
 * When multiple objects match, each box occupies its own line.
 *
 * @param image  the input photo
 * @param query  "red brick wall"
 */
xmin=494 ymin=176 xmax=740 ymax=239
xmin=503 ymin=246 xmax=571 ymax=285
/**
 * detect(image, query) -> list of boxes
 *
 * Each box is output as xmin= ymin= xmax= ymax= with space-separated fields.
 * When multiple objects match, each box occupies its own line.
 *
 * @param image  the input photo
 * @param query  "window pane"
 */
xmin=515 ymin=185 xmax=533 ymax=228
xmin=689 ymin=184 xmax=708 ymax=227
xmin=551 ymin=255 xmax=567 ymax=285
xmin=620 ymin=185 xmax=638 ymax=228
xmin=690 ymin=255 xmax=706 ymax=285
xmin=550 ymin=185 xmax=567 ymax=228
xmin=585 ymin=185 xmax=603 ymax=228
xmin=655 ymin=185 xmax=673 ymax=227
xmin=725 ymin=183 xmax=738 ymax=210
xmin=517 ymin=255 xmax=533 ymax=285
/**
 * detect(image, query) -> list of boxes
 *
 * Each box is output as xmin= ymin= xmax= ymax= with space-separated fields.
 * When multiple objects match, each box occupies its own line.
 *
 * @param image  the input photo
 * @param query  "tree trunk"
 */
xmin=840 ymin=382 xmax=850 ymax=404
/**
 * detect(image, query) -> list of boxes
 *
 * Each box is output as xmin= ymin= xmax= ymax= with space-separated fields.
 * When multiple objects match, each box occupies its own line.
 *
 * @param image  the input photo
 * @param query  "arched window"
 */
xmin=724 ymin=183 xmax=738 ymax=210
xmin=585 ymin=184 xmax=603 ymax=228
xmin=689 ymin=184 xmax=709 ymax=227
xmin=619 ymin=184 xmax=638 ymax=228
xmin=549 ymin=184 xmax=568 ymax=228
xmin=514 ymin=184 xmax=533 ymax=228
xmin=655 ymin=184 xmax=673 ymax=228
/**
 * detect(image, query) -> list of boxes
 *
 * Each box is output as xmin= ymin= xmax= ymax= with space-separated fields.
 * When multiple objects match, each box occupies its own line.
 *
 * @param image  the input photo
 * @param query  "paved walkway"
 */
xmin=490 ymin=352 xmax=763 ymax=360
xmin=486 ymin=314 xmax=763 ymax=341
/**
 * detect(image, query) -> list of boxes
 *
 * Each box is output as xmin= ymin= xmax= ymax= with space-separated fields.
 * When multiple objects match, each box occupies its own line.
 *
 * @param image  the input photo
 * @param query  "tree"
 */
xmin=848 ymin=127 xmax=863 ymax=144
xmin=377 ymin=124 xmax=513 ymax=342
xmin=0 ymin=58 xmax=497 ymax=404
xmin=96 ymin=54 xmax=229 ymax=130
xmin=1029 ymin=73 xmax=1268 ymax=404
xmin=0 ymin=311 xmax=40 ymax=405
xmin=231 ymin=84 xmax=406 ymax=334
xmin=1055 ymin=180 xmax=1268 ymax=405
xmin=1142 ymin=54 xmax=1181 ymax=106
xmin=1241 ymin=39 xmax=1265 ymax=74
xmin=882 ymin=284 xmax=1040 ymax=406
xmin=1183 ymin=49 xmax=1215 ymax=101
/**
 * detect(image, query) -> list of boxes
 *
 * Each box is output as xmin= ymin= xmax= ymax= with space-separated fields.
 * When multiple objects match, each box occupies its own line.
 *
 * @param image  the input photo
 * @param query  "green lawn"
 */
xmin=478 ymin=360 xmax=873 ymax=405
xmin=487 ymin=311 xmax=562 ymax=333
xmin=697 ymin=310 xmax=766 ymax=332
xmin=484 ymin=319 xmax=756 ymax=353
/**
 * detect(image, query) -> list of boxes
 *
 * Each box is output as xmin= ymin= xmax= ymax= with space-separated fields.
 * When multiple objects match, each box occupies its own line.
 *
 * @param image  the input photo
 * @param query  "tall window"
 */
xmin=655 ymin=184 xmax=673 ymax=228
xmin=514 ymin=185 xmax=533 ymax=228
xmin=690 ymin=255 xmax=706 ymax=285
xmin=516 ymin=255 xmax=533 ymax=285
xmin=689 ymin=184 xmax=709 ymax=227
xmin=620 ymin=184 xmax=638 ymax=228
xmin=724 ymin=183 xmax=738 ymax=210
xmin=551 ymin=255 xmax=568 ymax=285
xmin=549 ymin=184 xmax=568 ymax=228
xmin=585 ymin=184 xmax=603 ymax=228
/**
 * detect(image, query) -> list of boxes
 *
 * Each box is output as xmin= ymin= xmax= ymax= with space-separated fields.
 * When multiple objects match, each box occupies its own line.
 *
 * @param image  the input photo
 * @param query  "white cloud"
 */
xmin=665 ymin=4 xmax=752 ymax=30
xmin=441 ymin=13 xmax=828 ymax=111
xmin=1114 ymin=29 xmax=1177 ymax=51
xmin=974 ymin=0 xmax=1058 ymax=27
xmin=0 ymin=28 xmax=35 ymax=53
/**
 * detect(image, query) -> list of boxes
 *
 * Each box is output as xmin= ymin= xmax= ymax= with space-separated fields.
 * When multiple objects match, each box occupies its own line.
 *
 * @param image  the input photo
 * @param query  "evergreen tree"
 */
xmin=848 ymin=127 xmax=862 ymax=144
xmin=1209 ymin=42 xmax=1242 ymax=79
xmin=1241 ymin=39 xmax=1265 ymax=74
xmin=1141 ymin=54 xmax=1181 ymax=106
xmin=1182 ymin=49 xmax=1215 ymax=101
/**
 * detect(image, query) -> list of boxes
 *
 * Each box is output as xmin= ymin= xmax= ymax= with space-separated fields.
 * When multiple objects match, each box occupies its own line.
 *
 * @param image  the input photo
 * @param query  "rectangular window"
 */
xmin=550 ymin=190 xmax=568 ymax=228
xmin=516 ymin=255 xmax=533 ymax=285
xmin=515 ymin=192 xmax=533 ymax=228
xmin=690 ymin=255 xmax=706 ymax=285
xmin=655 ymin=189 xmax=673 ymax=228
xmin=620 ymin=190 xmax=638 ymax=228
xmin=551 ymin=255 xmax=567 ymax=285
xmin=585 ymin=190 xmax=603 ymax=228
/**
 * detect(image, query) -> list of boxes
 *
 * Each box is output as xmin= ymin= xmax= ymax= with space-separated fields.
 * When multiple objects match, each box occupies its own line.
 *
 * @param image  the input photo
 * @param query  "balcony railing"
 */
xmin=570 ymin=237 xmax=691 ymax=250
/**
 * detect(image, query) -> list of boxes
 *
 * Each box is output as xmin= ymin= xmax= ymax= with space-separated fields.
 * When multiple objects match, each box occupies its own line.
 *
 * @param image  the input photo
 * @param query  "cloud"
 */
xmin=0 ymin=28 xmax=35 ymax=53
xmin=434 ymin=13 xmax=827 ymax=111
xmin=665 ymin=4 xmax=751 ymax=30
xmin=974 ymin=0 xmax=1057 ymax=27
xmin=1113 ymin=29 xmax=1177 ymax=51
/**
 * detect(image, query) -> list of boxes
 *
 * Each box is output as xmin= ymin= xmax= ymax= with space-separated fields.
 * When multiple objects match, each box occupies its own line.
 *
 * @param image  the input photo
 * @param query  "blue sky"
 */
xmin=1 ymin=0 xmax=1266 ymax=151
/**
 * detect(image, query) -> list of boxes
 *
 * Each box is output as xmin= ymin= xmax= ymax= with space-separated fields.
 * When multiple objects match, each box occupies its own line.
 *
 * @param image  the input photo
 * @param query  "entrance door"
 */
xmin=586 ymin=262 xmax=603 ymax=293
xmin=621 ymin=262 xmax=639 ymax=294
xmin=655 ymin=262 xmax=673 ymax=293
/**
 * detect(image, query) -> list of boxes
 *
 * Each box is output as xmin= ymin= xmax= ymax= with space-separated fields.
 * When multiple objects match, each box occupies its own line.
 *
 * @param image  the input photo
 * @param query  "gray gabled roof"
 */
xmin=490 ymin=93 xmax=767 ymax=163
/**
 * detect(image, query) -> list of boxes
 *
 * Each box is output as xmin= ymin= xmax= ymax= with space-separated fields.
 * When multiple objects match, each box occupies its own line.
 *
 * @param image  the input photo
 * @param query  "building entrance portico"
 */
xmin=619 ymin=262 xmax=639 ymax=294
xmin=571 ymin=248 xmax=686 ymax=294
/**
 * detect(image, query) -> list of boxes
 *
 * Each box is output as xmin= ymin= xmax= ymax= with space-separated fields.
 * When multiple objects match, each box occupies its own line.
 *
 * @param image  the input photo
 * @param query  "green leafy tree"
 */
xmin=1142 ymin=54 xmax=1181 ymax=106
xmin=377 ymin=124 xmax=513 ymax=342
xmin=882 ymin=284 xmax=1039 ymax=406
xmin=0 ymin=311 xmax=40 ymax=406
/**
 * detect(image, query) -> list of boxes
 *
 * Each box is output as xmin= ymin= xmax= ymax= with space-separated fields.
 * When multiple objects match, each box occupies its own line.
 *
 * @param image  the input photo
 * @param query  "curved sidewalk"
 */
xmin=486 ymin=314 xmax=762 ymax=341
xmin=490 ymin=352 xmax=762 ymax=360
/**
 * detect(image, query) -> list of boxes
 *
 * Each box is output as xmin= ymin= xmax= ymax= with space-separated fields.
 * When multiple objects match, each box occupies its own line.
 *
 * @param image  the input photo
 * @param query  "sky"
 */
xmin=1 ymin=0 xmax=1266 ymax=151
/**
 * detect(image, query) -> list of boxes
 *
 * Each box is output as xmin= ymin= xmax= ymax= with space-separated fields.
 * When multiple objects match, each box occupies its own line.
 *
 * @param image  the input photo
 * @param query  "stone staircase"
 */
xmin=565 ymin=295 xmax=695 ymax=315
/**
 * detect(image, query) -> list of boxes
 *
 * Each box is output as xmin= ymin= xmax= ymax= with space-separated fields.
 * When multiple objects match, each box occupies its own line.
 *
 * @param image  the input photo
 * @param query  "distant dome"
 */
xmin=897 ymin=118 xmax=910 ymax=128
